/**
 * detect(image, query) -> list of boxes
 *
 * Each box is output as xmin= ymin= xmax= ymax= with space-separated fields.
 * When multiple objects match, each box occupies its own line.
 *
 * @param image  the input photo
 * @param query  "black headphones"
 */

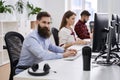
xmin=28 ymin=63 xmax=50 ymax=76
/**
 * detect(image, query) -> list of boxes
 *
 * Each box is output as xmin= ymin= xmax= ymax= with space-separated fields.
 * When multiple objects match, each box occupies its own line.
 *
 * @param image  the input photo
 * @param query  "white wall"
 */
xmin=98 ymin=0 xmax=120 ymax=15
xmin=97 ymin=0 xmax=108 ymax=13
xmin=108 ymin=0 xmax=120 ymax=15
xmin=44 ymin=0 xmax=67 ymax=29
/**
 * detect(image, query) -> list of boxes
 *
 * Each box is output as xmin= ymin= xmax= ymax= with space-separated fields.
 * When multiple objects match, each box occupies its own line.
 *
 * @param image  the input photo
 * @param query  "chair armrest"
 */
xmin=16 ymin=65 xmax=31 ymax=70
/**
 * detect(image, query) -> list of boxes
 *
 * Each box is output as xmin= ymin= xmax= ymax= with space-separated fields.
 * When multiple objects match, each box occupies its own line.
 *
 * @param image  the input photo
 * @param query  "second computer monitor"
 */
xmin=92 ymin=13 xmax=109 ymax=52
xmin=117 ymin=15 xmax=120 ymax=43
xmin=112 ymin=14 xmax=118 ymax=33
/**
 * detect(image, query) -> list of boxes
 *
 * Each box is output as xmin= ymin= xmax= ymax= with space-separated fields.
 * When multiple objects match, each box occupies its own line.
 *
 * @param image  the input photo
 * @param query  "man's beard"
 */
xmin=83 ymin=19 xmax=87 ymax=24
xmin=38 ymin=24 xmax=51 ymax=39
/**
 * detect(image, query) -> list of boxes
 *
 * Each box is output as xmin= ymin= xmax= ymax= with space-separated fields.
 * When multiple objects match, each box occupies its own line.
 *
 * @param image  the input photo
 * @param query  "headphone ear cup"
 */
xmin=43 ymin=64 xmax=50 ymax=72
xmin=31 ymin=64 xmax=39 ymax=72
xmin=28 ymin=63 xmax=50 ymax=76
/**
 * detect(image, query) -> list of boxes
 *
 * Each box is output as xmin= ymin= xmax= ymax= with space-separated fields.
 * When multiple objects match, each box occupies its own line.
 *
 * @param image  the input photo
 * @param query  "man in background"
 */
xmin=74 ymin=10 xmax=91 ymax=39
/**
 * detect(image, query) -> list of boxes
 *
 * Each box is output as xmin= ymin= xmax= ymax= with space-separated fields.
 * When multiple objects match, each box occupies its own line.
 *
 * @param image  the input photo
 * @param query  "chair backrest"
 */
xmin=4 ymin=31 xmax=24 ymax=80
xmin=51 ymin=27 xmax=59 ymax=46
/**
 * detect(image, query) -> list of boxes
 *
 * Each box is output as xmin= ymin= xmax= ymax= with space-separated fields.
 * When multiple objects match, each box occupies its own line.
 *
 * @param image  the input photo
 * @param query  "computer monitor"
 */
xmin=112 ymin=14 xmax=118 ymax=33
xmin=110 ymin=21 xmax=117 ymax=48
xmin=92 ymin=13 xmax=108 ymax=52
xmin=106 ymin=20 xmax=116 ymax=63
xmin=117 ymin=15 xmax=120 ymax=24
xmin=111 ymin=14 xmax=120 ymax=52
xmin=117 ymin=15 xmax=120 ymax=43
xmin=93 ymin=14 xmax=120 ymax=65
xmin=95 ymin=20 xmax=120 ymax=65
xmin=104 ymin=20 xmax=120 ymax=64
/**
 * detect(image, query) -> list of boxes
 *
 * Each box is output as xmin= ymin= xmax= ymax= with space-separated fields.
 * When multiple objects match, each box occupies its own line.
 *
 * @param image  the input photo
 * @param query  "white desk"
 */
xmin=14 ymin=45 xmax=120 ymax=80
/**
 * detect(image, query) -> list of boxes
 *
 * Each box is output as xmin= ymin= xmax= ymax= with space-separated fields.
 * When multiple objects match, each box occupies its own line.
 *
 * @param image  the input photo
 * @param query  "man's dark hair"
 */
xmin=37 ymin=12 xmax=51 ymax=20
xmin=80 ymin=10 xmax=91 ymax=16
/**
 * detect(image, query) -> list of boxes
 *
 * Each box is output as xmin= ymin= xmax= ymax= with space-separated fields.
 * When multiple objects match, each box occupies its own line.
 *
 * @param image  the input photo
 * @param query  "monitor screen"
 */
xmin=92 ymin=13 xmax=108 ymax=52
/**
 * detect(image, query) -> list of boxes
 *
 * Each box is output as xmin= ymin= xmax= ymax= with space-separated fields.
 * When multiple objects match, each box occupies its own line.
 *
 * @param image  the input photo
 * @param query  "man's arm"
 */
xmin=25 ymin=37 xmax=63 ymax=60
xmin=48 ymin=43 xmax=65 ymax=53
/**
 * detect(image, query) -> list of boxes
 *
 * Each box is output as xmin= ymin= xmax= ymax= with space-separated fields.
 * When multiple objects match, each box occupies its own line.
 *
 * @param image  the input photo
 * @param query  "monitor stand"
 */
xmin=94 ymin=52 xmax=120 ymax=66
xmin=95 ymin=51 xmax=120 ymax=60
xmin=112 ymin=43 xmax=120 ymax=52
xmin=94 ymin=46 xmax=120 ymax=66
xmin=96 ymin=60 xmax=114 ymax=66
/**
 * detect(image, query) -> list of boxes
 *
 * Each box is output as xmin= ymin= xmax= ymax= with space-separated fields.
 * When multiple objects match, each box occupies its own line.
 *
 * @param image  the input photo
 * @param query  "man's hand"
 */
xmin=66 ymin=49 xmax=77 ymax=53
xmin=63 ymin=49 xmax=77 ymax=58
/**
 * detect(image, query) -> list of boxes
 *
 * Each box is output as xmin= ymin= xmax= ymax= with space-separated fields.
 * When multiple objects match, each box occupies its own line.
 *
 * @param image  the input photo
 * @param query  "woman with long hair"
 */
xmin=59 ymin=10 xmax=87 ymax=49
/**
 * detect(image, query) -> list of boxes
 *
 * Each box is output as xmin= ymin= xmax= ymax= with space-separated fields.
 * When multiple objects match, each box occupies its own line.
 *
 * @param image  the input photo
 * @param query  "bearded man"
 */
xmin=15 ymin=12 xmax=77 ymax=74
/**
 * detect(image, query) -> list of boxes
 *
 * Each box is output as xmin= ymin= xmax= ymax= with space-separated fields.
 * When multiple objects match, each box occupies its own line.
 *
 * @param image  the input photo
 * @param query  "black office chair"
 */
xmin=4 ymin=31 xmax=24 ymax=80
xmin=51 ymin=27 xmax=59 ymax=46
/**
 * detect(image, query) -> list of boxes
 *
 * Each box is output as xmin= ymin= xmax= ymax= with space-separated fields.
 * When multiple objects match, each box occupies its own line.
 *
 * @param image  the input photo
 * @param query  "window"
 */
xmin=71 ymin=0 xmax=97 ymax=22
xmin=85 ymin=0 xmax=97 ymax=21
xmin=71 ymin=0 xmax=82 ymax=23
xmin=71 ymin=0 xmax=82 ymax=10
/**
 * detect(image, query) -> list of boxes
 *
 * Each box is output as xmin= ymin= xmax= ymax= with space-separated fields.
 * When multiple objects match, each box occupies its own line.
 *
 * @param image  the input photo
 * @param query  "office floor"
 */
xmin=0 ymin=63 xmax=10 ymax=80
